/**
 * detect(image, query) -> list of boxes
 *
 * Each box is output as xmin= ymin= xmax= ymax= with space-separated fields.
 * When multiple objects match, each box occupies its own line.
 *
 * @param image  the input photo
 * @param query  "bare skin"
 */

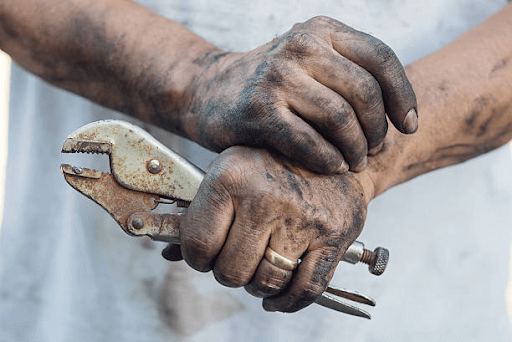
xmin=164 ymin=4 xmax=512 ymax=312
xmin=0 ymin=0 xmax=417 ymax=173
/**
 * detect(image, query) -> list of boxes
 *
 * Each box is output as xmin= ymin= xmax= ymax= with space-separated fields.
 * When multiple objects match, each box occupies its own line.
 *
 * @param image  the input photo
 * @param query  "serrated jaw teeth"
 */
xmin=61 ymin=139 xmax=111 ymax=154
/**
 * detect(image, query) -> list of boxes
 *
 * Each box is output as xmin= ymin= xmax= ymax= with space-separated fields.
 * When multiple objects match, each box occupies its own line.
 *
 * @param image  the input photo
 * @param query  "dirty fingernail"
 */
xmin=368 ymin=141 xmax=384 ymax=156
xmin=353 ymin=157 xmax=368 ymax=172
xmin=336 ymin=160 xmax=349 ymax=174
xmin=403 ymin=108 xmax=418 ymax=134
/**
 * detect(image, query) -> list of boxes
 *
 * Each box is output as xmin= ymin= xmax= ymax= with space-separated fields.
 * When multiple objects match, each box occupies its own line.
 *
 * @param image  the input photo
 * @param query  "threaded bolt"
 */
xmin=360 ymin=247 xmax=389 ymax=276
xmin=342 ymin=241 xmax=389 ymax=276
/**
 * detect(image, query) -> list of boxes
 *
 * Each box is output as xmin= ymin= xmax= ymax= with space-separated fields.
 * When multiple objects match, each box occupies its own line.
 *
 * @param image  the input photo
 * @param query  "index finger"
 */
xmin=329 ymin=21 xmax=418 ymax=134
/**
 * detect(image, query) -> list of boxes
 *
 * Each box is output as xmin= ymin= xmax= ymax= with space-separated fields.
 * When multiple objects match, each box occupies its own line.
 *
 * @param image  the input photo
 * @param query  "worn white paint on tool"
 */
xmin=0 ymin=50 xmax=10 ymax=237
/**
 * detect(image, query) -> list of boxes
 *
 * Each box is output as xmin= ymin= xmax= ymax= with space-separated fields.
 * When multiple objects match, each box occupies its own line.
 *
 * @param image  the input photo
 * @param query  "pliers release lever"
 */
xmin=61 ymin=120 xmax=389 ymax=319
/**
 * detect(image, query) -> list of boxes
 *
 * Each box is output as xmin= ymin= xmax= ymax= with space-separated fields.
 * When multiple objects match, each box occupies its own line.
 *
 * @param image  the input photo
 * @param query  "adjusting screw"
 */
xmin=360 ymin=247 xmax=389 ymax=276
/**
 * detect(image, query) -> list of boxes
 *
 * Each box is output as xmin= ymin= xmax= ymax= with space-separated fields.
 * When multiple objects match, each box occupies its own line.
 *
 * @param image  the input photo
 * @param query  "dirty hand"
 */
xmin=163 ymin=146 xmax=371 ymax=312
xmin=186 ymin=16 xmax=417 ymax=174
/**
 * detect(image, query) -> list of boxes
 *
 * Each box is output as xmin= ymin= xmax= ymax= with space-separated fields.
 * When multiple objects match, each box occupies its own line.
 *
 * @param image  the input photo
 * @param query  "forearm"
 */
xmin=0 ymin=0 xmax=221 ymax=136
xmin=361 ymin=4 xmax=512 ymax=199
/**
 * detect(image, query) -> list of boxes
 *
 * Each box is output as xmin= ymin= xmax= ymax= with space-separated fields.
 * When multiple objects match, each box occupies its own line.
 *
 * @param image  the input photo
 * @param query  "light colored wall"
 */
xmin=0 ymin=51 xmax=10 ymax=233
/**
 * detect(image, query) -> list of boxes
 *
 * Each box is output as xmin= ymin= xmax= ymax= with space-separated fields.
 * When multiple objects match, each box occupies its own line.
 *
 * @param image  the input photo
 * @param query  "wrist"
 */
xmin=175 ymin=50 xmax=251 ymax=146
xmin=352 ymin=127 xmax=412 ymax=202
xmin=136 ymin=41 xmax=225 ymax=137
xmin=352 ymin=170 xmax=377 ymax=206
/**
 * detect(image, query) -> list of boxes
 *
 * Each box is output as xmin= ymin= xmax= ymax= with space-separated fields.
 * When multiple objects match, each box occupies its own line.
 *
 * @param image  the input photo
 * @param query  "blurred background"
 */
xmin=0 ymin=50 xmax=10 ymax=234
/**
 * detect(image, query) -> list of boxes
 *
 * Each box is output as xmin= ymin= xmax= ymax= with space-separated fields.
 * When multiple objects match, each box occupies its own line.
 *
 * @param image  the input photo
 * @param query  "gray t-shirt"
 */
xmin=1 ymin=1 xmax=511 ymax=341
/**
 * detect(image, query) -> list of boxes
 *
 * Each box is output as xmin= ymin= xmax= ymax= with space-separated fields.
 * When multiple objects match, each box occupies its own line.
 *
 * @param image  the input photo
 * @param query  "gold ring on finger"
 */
xmin=264 ymin=246 xmax=298 ymax=271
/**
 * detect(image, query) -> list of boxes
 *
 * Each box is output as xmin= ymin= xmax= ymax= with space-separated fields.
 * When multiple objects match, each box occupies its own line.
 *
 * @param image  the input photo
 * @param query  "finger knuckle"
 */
xmin=354 ymin=75 xmax=382 ymax=105
xmin=265 ymin=59 xmax=291 ymax=84
xmin=307 ymin=15 xmax=330 ymax=24
xmin=321 ymin=100 xmax=353 ymax=129
xmin=283 ymin=32 xmax=317 ymax=57
xmin=207 ymin=153 xmax=247 ymax=189
xmin=289 ymin=32 xmax=312 ymax=47
xmin=305 ymin=15 xmax=340 ymax=28
xmin=369 ymin=38 xmax=399 ymax=68
xmin=333 ymin=109 xmax=360 ymax=135
xmin=291 ymin=21 xmax=305 ymax=31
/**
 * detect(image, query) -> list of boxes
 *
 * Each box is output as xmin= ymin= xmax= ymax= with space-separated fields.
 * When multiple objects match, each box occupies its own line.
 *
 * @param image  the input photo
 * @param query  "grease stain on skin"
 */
xmin=465 ymin=95 xmax=493 ymax=128
xmin=437 ymin=80 xmax=448 ymax=92
xmin=286 ymin=172 xmax=303 ymax=199
xmin=491 ymin=57 xmax=509 ymax=74
xmin=192 ymin=50 xmax=229 ymax=66
xmin=404 ymin=143 xmax=494 ymax=173
xmin=472 ymin=98 xmax=512 ymax=139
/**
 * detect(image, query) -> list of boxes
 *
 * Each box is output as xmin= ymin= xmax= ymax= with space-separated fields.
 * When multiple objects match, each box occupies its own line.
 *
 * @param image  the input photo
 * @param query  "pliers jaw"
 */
xmin=61 ymin=164 xmax=160 ymax=236
xmin=60 ymin=120 xmax=203 ymax=239
xmin=60 ymin=120 xmax=388 ymax=319
xmin=61 ymin=120 xmax=203 ymax=202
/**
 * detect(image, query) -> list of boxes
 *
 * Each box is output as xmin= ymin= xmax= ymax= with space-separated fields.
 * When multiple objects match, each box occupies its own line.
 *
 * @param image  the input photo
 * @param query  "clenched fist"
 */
xmin=163 ymin=146 xmax=373 ymax=312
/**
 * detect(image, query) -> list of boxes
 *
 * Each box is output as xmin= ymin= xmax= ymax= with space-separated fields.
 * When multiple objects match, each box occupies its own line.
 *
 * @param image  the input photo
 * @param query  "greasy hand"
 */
xmin=163 ymin=146 xmax=369 ymax=312
xmin=186 ymin=16 xmax=417 ymax=174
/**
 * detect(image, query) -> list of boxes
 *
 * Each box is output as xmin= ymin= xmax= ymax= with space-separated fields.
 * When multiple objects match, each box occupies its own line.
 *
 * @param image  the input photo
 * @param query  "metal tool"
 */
xmin=60 ymin=120 xmax=389 ymax=319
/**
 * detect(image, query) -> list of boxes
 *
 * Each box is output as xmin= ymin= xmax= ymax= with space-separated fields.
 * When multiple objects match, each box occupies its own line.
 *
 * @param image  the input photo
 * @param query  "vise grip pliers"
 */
xmin=60 ymin=120 xmax=389 ymax=319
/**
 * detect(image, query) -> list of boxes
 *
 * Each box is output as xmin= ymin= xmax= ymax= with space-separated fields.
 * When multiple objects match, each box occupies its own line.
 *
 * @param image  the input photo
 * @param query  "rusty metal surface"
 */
xmin=63 ymin=120 xmax=204 ymax=201
xmin=61 ymin=165 xmax=159 ymax=235
xmin=61 ymin=164 xmax=101 ymax=179
xmin=62 ymin=139 xmax=111 ymax=154
xmin=127 ymin=212 xmax=181 ymax=243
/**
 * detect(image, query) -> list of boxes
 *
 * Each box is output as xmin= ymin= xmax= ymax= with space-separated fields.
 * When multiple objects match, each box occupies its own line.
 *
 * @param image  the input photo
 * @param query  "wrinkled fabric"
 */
xmin=1 ymin=1 xmax=511 ymax=341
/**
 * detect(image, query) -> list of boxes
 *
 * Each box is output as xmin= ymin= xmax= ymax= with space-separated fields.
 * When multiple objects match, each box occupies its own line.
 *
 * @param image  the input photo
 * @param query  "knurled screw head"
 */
xmin=361 ymin=247 xmax=389 ymax=276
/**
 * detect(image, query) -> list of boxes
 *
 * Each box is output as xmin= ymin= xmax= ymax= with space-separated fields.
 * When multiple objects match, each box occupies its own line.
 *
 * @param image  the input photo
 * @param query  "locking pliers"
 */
xmin=60 ymin=120 xmax=388 ymax=319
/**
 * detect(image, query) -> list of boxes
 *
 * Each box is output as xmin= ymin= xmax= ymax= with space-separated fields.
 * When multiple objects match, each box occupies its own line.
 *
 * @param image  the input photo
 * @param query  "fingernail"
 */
xmin=336 ymin=160 xmax=349 ymax=174
xmin=403 ymin=108 xmax=418 ymax=134
xmin=353 ymin=157 xmax=368 ymax=172
xmin=368 ymin=141 xmax=384 ymax=156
